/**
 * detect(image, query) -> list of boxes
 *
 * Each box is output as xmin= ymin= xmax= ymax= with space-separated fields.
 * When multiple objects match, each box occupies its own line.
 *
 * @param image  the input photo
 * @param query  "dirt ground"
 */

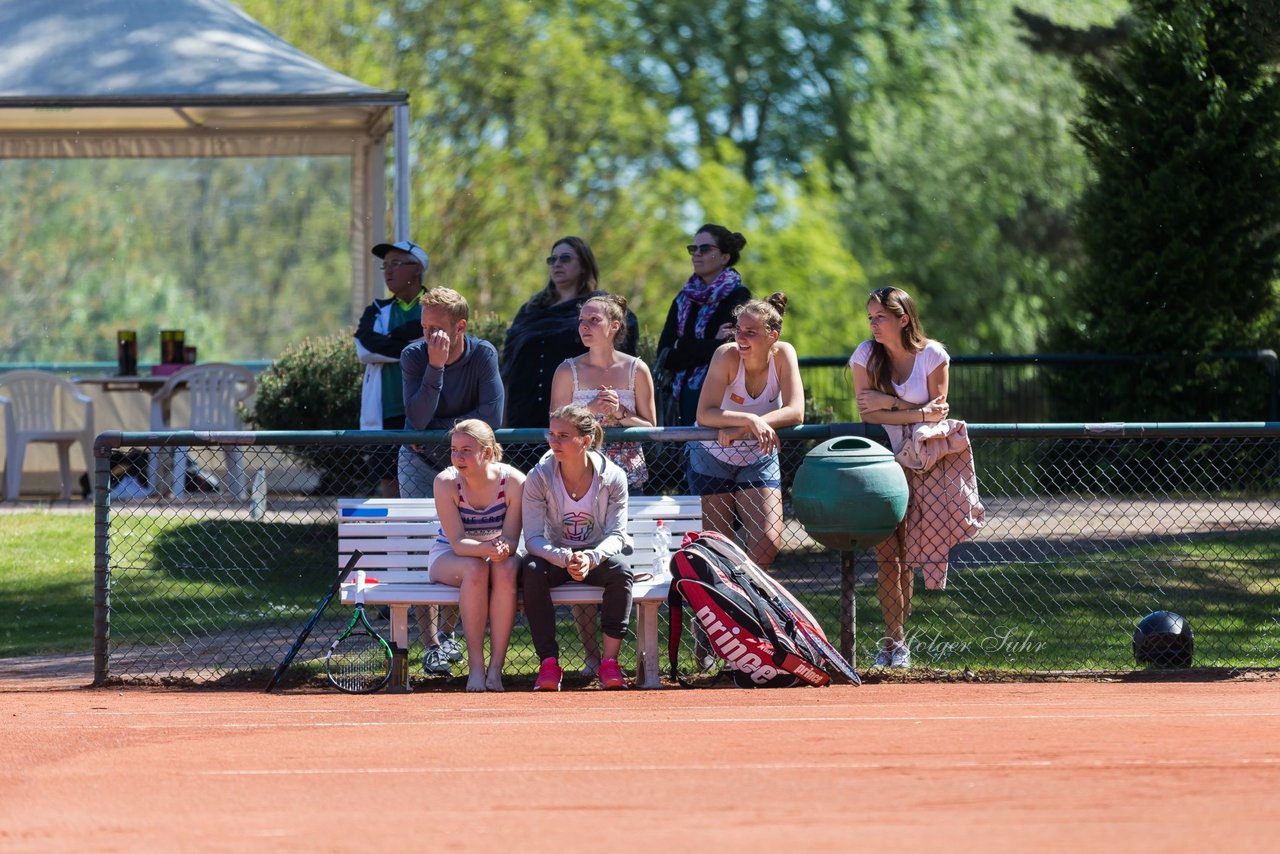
xmin=1 ymin=679 xmax=1276 ymax=852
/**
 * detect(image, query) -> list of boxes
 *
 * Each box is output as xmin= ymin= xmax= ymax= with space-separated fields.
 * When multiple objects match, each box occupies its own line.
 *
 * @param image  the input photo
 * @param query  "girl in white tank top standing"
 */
xmin=550 ymin=293 xmax=657 ymax=484
xmin=690 ymin=293 xmax=805 ymax=569
xmin=550 ymin=293 xmax=656 ymax=676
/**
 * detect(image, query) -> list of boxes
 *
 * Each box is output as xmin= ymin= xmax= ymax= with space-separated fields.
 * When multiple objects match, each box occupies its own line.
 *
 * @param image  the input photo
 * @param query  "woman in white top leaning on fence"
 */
xmin=849 ymin=287 xmax=951 ymax=669
xmin=690 ymin=292 xmax=805 ymax=570
xmin=428 ymin=419 xmax=525 ymax=692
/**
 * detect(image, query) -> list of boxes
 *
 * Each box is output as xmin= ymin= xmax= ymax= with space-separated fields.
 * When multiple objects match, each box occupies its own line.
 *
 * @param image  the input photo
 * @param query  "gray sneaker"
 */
xmin=437 ymin=632 xmax=463 ymax=663
xmin=873 ymin=647 xmax=893 ymax=667
xmin=422 ymin=644 xmax=451 ymax=676
xmin=889 ymin=643 xmax=912 ymax=669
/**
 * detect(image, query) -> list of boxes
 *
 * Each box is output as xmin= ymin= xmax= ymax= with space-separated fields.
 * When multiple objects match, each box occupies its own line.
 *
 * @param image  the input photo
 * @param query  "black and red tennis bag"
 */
xmin=666 ymin=531 xmax=860 ymax=687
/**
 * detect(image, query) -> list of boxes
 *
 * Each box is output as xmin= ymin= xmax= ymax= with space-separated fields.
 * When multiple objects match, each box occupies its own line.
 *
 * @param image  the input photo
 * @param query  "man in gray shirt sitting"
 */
xmin=398 ymin=286 xmax=505 ymax=675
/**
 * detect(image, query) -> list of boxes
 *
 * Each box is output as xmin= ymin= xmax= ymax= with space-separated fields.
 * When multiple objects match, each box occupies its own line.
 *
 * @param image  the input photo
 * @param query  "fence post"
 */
xmin=839 ymin=550 xmax=856 ymax=664
xmin=92 ymin=437 xmax=113 ymax=686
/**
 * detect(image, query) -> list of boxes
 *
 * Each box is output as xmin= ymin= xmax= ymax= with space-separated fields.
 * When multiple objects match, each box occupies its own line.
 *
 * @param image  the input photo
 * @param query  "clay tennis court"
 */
xmin=2 ymin=679 xmax=1276 ymax=851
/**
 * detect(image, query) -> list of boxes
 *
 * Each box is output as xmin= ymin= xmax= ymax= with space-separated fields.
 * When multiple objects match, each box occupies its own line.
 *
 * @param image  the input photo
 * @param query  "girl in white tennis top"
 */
xmin=690 ymin=292 xmax=805 ymax=569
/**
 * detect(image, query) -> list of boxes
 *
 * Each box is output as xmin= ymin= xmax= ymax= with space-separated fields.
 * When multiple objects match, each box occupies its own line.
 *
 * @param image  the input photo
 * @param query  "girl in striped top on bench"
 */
xmin=429 ymin=419 xmax=526 ymax=692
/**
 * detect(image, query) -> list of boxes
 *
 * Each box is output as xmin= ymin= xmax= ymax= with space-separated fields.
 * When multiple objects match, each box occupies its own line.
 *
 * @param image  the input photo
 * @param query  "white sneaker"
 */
xmin=438 ymin=632 xmax=463 ymax=663
xmin=889 ymin=643 xmax=912 ymax=669
xmin=873 ymin=647 xmax=893 ymax=667
xmin=422 ymin=644 xmax=451 ymax=676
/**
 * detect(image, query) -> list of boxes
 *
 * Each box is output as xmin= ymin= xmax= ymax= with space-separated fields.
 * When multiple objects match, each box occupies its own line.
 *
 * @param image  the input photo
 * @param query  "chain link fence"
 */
xmin=93 ymin=424 xmax=1280 ymax=687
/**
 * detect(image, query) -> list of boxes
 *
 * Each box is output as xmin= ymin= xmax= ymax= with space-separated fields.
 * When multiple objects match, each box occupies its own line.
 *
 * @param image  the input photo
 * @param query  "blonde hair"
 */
xmin=449 ymin=418 xmax=502 ymax=462
xmin=420 ymin=287 xmax=470 ymax=323
xmin=549 ymin=404 xmax=604 ymax=449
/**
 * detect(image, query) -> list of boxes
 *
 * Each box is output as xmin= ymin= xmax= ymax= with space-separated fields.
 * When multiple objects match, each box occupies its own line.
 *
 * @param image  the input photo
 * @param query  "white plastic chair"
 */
xmin=148 ymin=363 xmax=256 ymax=499
xmin=0 ymin=370 xmax=95 ymax=501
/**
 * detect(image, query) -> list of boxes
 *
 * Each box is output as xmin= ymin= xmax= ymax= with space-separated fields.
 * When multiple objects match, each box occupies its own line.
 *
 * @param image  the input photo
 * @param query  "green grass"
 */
xmin=0 ymin=511 xmax=96 ymax=655
xmin=4 ymin=510 xmax=1278 ymax=676
xmin=846 ymin=531 xmax=1280 ymax=672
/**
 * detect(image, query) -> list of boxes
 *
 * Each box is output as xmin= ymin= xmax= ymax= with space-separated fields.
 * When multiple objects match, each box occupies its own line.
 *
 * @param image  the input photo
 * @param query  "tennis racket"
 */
xmin=264 ymin=550 xmax=363 ymax=692
xmin=326 ymin=601 xmax=393 ymax=694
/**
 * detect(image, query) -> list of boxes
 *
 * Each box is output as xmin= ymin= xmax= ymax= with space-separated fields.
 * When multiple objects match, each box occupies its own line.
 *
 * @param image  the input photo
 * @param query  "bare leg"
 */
xmin=379 ymin=478 xmax=400 ymax=498
xmin=734 ymin=486 xmax=783 ymax=569
xmin=485 ymin=556 xmax=520 ymax=692
xmin=875 ymin=533 xmax=907 ymax=648
xmin=900 ymin=563 xmax=915 ymax=624
xmin=429 ymin=553 xmax=490 ymax=691
xmin=700 ymin=491 xmax=737 ymax=540
xmin=414 ymin=606 xmax=440 ymax=649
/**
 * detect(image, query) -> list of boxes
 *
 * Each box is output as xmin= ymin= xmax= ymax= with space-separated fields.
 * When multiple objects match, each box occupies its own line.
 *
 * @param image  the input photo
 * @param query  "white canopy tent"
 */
xmin=0 ymin=0 xmax=410 ymax=319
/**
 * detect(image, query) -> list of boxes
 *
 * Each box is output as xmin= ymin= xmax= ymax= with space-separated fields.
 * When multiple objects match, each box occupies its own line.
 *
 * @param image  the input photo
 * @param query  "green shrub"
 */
xmin=468 ymin=313 xmax=508 ymax=354
xmin=241 ymin=331 xmax=366 ymax=493
xmin=242 ymin=331 xmax=361 ymax=430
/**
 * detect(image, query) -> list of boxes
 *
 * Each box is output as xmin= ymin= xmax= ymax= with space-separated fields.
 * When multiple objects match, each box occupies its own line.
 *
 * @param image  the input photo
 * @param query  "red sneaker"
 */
xmin=597 ymin=658 xmax=627 ymax=690
xmin=533 ymin=657 xmax=562 ymax=692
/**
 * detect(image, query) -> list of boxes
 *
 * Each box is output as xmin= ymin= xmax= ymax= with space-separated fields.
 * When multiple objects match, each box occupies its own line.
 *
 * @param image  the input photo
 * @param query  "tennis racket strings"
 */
xmin=326 ymin=604 xmax=393 ymax=694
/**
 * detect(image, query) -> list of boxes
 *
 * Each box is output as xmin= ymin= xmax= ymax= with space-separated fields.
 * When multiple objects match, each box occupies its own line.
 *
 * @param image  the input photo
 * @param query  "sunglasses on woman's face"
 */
xmin=546 ymin=253 xmax=576 ymax=266
xmin=686 ymin=243 xmax=719 ymax=257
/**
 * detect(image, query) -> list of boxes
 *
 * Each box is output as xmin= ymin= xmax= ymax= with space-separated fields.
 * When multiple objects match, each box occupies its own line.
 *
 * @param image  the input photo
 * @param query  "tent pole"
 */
xmin=393 ymin=103 xmax=411 ymax=240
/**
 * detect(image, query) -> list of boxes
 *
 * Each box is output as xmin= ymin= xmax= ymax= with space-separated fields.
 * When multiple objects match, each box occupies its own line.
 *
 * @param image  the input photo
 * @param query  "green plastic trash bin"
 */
xmin=792 ymin=436 xmax=908 ymax=550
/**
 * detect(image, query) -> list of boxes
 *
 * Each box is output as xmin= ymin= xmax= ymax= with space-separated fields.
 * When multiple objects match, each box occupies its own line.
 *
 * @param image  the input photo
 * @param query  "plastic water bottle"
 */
xmin=652 ymin=520 xmax=671 ymax=579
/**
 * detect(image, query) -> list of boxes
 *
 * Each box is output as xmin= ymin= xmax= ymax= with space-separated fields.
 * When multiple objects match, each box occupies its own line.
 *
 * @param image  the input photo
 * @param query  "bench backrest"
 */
xmin=337 ymin=495 xmax=702 ymax=580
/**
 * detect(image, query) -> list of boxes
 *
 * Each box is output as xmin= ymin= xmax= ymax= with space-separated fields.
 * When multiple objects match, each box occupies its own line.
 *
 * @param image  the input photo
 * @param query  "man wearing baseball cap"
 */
xmin=354 ymin=240 xmax=430 ymax=497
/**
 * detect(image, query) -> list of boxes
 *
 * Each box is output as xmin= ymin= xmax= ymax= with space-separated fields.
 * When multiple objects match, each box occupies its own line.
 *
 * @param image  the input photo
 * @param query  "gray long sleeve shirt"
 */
xmin=400 ymin=334 xmax=505 ymax=431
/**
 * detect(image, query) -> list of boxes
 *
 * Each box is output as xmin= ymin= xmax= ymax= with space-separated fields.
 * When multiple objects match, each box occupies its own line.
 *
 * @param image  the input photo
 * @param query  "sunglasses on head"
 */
xmin=546 ymin=253 xmax=575 ymax=266
xmin=686 ymin=243 xmax=720 ymax=257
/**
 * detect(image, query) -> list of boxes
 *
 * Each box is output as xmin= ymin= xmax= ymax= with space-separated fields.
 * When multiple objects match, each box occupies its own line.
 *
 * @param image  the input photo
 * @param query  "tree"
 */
xmin=837 ymin=1 xmax=1126 ymax=353
xmin=591 ymin=0 xmax=990 ymax=186
xmin=1053 ymin=0 xmax=1280 ymax=419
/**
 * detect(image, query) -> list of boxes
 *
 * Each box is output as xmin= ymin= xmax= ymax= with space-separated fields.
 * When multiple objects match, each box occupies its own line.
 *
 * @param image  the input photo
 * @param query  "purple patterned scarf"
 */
xmin=673 ymin=266 xmax=743 ymax=399
xmin=676 ymin=266 xmax=743 ymax=339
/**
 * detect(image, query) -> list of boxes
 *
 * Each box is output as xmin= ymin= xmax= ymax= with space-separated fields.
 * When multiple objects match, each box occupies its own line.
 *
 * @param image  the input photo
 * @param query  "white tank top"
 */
xmin=696 ymin=352 xmax=781 ymax=465
xmin=568 ymin=355 xmax=639 ymax=420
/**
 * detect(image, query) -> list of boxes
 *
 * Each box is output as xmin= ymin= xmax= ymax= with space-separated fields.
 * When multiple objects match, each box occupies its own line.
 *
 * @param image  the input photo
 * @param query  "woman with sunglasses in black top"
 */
xmin=501 ymin=236 xmax=640 ymax=435
xmin=655 ymin=224 xmax=752 ymax=427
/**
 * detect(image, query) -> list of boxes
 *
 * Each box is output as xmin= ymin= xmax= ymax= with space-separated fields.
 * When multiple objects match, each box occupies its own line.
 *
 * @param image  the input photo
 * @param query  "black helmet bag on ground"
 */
xmin=1133 ymin=610 xmax=1194 ymax=668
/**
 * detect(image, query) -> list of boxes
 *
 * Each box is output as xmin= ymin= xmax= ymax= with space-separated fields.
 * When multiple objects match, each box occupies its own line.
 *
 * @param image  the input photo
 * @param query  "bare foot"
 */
xmin=485 ymin=668 xmax=504 ymax=692
xmin=466 ymin=672 xmax=486 ymax=692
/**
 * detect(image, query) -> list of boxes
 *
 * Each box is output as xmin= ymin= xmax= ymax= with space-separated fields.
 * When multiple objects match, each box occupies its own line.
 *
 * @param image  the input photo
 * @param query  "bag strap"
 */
xmin=667 ymin=571 xmax=685 ymax=682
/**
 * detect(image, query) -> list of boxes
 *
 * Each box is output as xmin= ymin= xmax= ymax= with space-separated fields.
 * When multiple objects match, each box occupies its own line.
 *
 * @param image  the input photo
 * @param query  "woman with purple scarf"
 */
xmin=655 ymin=225 xmax=752 ymax=426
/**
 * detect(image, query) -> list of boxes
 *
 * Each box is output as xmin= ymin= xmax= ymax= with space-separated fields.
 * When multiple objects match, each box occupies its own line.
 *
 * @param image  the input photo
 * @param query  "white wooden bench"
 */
xmin=336 ymin=494 xmax=703 ymax=691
